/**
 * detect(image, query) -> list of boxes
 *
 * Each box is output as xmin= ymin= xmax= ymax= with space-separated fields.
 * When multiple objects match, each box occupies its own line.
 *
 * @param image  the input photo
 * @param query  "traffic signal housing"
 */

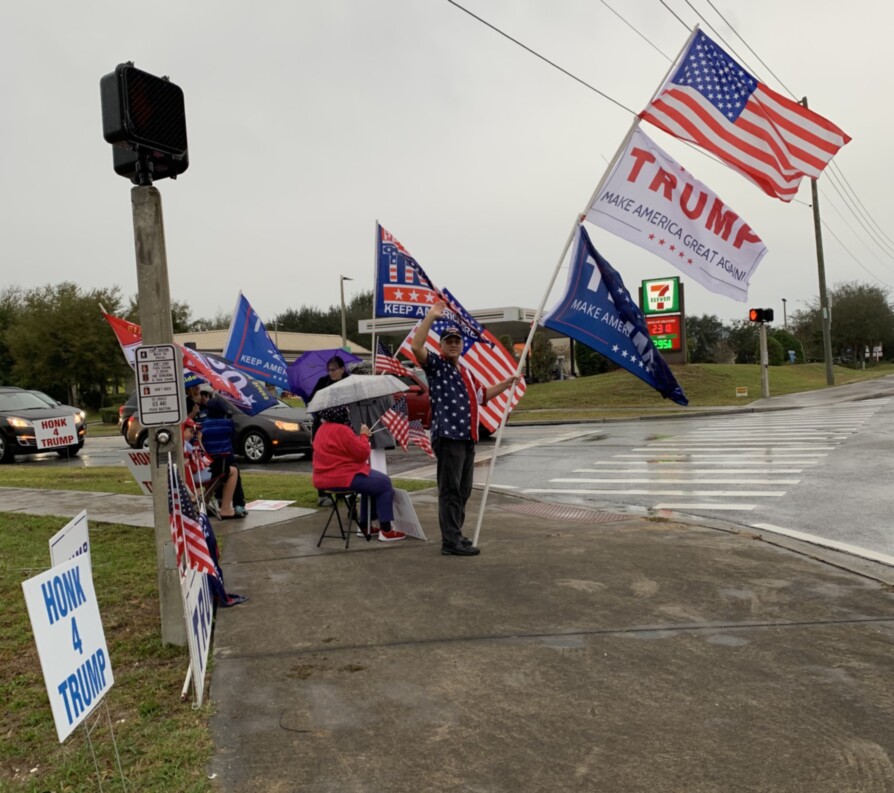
xmin=748 ymin=308 xmax=774 ymax=323
xmin=100 ymin=63 xmax=188 ymax=184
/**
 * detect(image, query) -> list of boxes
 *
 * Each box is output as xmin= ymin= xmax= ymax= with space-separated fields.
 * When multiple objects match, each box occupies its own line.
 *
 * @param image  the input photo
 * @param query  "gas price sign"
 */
xmin=646 ymin=314 xmax=682 ymax=351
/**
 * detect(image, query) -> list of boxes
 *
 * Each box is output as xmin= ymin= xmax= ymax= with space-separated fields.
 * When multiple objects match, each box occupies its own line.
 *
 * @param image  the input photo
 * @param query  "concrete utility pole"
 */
xmin=802 ymin=97 xmax=835 ymax=386
xmin=132 ymin=186 xmax=187 ymax=646
xmin=759 ymin=321 xmax=770 ymax=399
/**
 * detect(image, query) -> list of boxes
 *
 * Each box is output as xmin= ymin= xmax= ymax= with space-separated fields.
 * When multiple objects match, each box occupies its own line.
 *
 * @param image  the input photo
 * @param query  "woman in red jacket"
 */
xmin=312 ymin=405 xmax=405 ymax=542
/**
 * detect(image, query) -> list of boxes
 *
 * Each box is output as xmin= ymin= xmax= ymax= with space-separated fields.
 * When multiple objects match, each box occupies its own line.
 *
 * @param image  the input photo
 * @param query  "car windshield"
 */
xmin=0 ymin=392 xmax=56 ymax=411
xmin=31 ymin=391 xmax=60 ymax=407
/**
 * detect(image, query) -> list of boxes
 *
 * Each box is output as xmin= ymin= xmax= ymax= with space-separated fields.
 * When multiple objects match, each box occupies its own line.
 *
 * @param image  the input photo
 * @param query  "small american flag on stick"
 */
xmin=380 ymin=396 xmax=410 ymax=450
xmin=168 ymin=455 xmax=218 ymax=577
xmin=408 ymin=419 xmax=434 ymax=458
xmin=375 ymin=340 xmax=407 ymax=377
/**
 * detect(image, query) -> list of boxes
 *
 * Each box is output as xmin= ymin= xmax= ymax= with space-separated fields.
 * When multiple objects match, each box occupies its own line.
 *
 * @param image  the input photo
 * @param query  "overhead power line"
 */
xmin=445 ymin=0 xmax=635 ymax=115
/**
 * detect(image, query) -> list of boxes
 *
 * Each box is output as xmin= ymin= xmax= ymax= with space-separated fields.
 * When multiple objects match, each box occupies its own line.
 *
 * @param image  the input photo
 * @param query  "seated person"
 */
xmin=311 ymin=405 xmax=405 ymax=542
xmin=182 ymin=418 xmax=212 ymax=486
xmin=199 ymin=397 xmax=247 ymax=519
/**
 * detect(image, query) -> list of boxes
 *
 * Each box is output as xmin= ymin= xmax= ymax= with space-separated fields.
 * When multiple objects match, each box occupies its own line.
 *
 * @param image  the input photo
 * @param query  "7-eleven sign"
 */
xmin=642 ymin=277 xmax=680 ymax=315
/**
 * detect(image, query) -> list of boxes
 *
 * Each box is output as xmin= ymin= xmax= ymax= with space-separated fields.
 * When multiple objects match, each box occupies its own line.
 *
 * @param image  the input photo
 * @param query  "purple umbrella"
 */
xmin=287 ymin=348 xmax=363 ymax=403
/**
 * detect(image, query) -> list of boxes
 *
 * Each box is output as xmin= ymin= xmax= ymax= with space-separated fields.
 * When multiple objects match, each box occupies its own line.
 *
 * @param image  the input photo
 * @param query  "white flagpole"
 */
xmin=470 ymin=28 xmax=700 ymax=547
xmin=371 ymin=220 xmax=380 ymax=369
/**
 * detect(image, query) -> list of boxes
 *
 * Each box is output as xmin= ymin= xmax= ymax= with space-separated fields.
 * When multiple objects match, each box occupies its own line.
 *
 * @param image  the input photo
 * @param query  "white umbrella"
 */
xmin=306 ymin=374 xmax=409 ymax=412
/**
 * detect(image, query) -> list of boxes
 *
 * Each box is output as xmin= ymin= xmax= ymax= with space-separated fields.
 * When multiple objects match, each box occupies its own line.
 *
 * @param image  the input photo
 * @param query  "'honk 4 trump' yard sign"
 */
xmin=22 ymin=555 xmax=114 ymax=742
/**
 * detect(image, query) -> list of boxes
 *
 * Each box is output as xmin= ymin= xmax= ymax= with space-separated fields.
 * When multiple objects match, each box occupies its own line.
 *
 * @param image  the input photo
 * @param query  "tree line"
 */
xmin=1 ymin=281 xmax=889 ymax=408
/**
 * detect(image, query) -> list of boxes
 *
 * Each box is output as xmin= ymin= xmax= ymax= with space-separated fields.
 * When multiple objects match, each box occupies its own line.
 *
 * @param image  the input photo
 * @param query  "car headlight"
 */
xmin=76 ymin=410 xmax=86 ymax=423
xmin=8 ymin=417 xmax=32 ymax=428
xmin=273 ymin=421 xmax=301 ymax=432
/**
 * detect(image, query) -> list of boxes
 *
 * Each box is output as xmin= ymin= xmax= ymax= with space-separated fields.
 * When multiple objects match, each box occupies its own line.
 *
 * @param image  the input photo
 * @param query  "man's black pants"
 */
xmin=433 ymin=437 xmax=475 ymax=547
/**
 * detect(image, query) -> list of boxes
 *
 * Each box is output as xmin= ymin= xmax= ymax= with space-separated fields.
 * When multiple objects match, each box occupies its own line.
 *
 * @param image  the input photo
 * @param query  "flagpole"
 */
xmin=468 ymin=120 xmax=640 ymax=547
xmin=371 ymin=220 xmax=380 ymax=369
xmin=470 ymin=27 xmax=701 ymax=547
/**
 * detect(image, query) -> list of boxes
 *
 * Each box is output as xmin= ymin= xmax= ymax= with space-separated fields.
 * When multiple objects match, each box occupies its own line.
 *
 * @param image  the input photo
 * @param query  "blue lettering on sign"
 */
xmin=41 ymin=567 xmax=87 ymax=625
xmin=191 ymin=583 xmax=212 ymax=672
xmin=56 ymin=648 xmax=108 ymax=725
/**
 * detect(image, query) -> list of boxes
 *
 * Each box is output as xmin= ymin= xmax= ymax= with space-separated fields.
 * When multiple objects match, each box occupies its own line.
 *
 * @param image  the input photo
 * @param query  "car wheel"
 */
xmin=240 ymin=430 xmax=272 ymax=463
xmin=56 ymin=444 xmax=81 ymax=459
xmin=0 ymin=434 xmax=14 ymax=464
xmin=133 ymin=430 xmax=149 ymax=450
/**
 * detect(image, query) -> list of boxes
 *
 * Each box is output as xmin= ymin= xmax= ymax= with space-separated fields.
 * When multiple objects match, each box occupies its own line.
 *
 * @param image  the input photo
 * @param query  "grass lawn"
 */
xmin=1 ymin=516 xmax=213 ymax=792
xmin=0 ymin=468 xmax=432 ymax=791
xmin=511 ymin=362 xmax=894 ymax=422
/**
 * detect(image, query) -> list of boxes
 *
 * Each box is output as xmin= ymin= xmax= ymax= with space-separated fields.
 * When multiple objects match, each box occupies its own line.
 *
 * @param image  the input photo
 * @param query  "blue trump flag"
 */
xmin=542 ymin=225 xmax=688 ymax=406
xmin=223 ymin=293 xmax=290 ymax=391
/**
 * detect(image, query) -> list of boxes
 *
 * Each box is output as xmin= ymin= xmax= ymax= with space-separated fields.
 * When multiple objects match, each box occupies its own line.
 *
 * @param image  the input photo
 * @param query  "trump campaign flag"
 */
xmin=102 ymin=311 xmax=277 ymax=415
xmin=543 ymin=225 xmax=687 ymax=406
xmin=640 ymin=28 xmax=850 ymax=202
xmin=397 ymin=289 xmax=526 ymax=434
xmin=375 ymin=224 xmax=440 ymax=320
xmin=224 ymin=292 xmax=290 ymax=390
xmin=586 ymin=127 xmax=767 ymax=302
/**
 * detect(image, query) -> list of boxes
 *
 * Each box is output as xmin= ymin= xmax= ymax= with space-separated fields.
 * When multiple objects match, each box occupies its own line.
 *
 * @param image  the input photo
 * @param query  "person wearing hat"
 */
xmin=192 ymin=382 xmax=216 ymax=423
xmin=309 ymin=356 xmax=351 ymax=507
xmin=411 ymin=300 xmax=520 ymax=557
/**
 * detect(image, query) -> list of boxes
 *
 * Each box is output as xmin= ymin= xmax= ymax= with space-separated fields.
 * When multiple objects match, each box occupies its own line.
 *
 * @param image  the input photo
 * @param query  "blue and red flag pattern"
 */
xmin=375 ymin=340 xmax=408 ymax=377
xmin=167 ymin=457 xmax=218 ymax=577
xmin=408 ymin=419 xmax=434 ymax=458
xmin=640 ymin=29 xmax=850 ymax=201
xmin=380 ymin=396 xmax=410 ymax=450
xmin=375 ymin=225 xmax=440 ymax=320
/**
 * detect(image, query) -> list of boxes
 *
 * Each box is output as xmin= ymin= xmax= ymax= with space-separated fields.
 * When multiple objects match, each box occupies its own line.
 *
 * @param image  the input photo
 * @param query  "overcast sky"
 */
xmin=2 ymin=0 xmax=891 ymax=331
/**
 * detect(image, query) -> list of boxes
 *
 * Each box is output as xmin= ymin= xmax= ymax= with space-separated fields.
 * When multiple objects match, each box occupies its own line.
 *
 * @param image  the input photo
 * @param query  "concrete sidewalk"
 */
xmin=207 ymin=488 xmax=894 ymax=793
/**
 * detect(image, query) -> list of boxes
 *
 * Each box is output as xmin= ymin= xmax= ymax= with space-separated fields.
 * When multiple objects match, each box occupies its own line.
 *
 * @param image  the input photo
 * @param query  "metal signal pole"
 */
xmin=802 ymin=97 xmax=835 ymax=386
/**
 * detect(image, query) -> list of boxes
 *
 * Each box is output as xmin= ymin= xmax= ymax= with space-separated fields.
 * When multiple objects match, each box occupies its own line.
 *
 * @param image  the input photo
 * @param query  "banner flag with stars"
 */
xmin=542 ymin=225 xmax=688 ymax=406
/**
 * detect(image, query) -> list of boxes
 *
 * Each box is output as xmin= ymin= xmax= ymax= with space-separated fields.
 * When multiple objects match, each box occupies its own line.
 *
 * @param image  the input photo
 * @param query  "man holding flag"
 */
xmin=411 ymin=302 xmax=519 ymax=557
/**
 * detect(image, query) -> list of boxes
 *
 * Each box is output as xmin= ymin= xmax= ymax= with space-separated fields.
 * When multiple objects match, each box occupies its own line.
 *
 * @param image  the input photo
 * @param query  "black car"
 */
xmin=0 ymin=387 xmax=87 ymax=463
xmin=123 ymin=392 xmax=313 ymax=463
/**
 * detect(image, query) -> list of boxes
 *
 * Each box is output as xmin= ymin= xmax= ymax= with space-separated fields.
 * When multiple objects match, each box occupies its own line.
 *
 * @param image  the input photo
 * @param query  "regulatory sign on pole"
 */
xmin=21 ymin=555 xmax=114 ymax=742
xmin=136 ymin=344 xmax=185 ymax=426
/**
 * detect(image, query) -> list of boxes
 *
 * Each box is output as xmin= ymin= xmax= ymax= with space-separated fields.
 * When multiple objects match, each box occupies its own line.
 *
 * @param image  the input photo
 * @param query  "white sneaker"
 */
xmin=378 ymin=529 xmax=406 ymax=542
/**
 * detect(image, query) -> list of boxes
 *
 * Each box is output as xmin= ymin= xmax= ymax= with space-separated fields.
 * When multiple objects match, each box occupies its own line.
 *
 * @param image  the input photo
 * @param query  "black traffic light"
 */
xmin=748 ymin=308 xmax=775 ymax=323
xmin=100 ymin=63 xmax=188 ymax=184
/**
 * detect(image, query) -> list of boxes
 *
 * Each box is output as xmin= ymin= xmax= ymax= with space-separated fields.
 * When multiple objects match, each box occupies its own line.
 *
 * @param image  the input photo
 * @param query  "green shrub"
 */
xmin=99 ymin=407 xmax=120 ymax=424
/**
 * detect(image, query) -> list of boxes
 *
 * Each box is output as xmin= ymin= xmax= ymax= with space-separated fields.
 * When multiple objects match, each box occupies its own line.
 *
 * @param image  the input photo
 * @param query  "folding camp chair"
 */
xmin=316 ymin=489 xmax=370 ymax=549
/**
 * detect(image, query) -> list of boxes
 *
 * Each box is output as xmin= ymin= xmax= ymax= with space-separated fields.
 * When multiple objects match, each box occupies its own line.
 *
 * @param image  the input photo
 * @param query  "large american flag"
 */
xmin=408 ymin=419 xmax=434 ymax=458
xmin=640 ymin=29 xmax=850 ymax=202
xmin=375 ymin=340 xmax=408 ymax=377
xmin=380 ymin=396 xmax=410 ymax=450
xmin=168 ymin=456 xmax=217 ymax=577
xmin=399 ymin=288 xmax=526 ymax=434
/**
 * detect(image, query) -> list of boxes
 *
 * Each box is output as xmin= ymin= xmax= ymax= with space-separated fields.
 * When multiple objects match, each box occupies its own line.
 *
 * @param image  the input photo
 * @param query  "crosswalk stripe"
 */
xmin=575 ymin=468 xmax=804 ymax=474
xmin=551 ymin=477 xmax=800 ymax=484
xmin=654 ymin=503 xmax=756 ymax=511
xmin=523 ymin=488 xmax=786 ymax=496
